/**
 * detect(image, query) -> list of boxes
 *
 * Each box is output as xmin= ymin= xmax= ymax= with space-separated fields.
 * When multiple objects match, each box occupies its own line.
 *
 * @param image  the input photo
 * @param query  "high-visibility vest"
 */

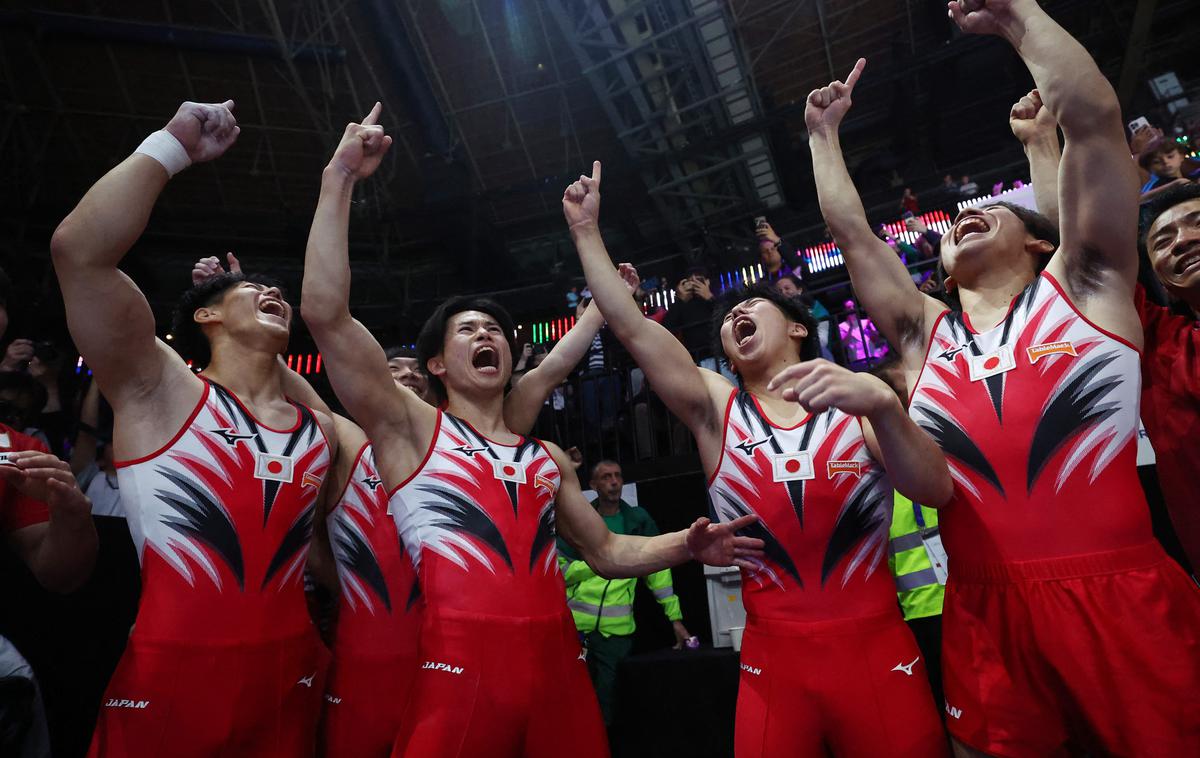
xmin=557 ymin=501 xmax=682 ymax=637
xmin=887 ymin=492 xmax=945 ymax=620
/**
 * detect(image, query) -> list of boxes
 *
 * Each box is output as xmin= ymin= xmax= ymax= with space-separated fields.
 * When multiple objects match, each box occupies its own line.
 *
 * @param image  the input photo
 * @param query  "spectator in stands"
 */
xmin=558 ymin=460 xmax=692 ymax=727
xmin=958 ymin=174 xmax=979 ymax=198
xmin=663 ymin=268 xmax=716 ymax=358
xmin=27 ymin=341 xmax=72 ymax=458
xmin=900 ymin=187 xmax=920 ymax=215
xmin=0 ymin=372 xmax=49 ymax=447
xmin=775 ymin=275 xmax=835 ymax=362
xmin=1137 ymin=182 xmax=1200 ymax=573
xmin=754 ymin=219 xmax=802 ymax=277
xmin=838 ymin=300 xmax=887 ymax=364
xmin=1139 ymin=140 xmax=1200 ymax=200
xmin=576 ymin=297 xmax=620 ymax=434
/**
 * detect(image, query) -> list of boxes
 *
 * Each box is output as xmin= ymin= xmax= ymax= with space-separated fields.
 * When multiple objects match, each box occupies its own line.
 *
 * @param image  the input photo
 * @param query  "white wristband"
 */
xmin=134 ymin=130 xmax=191 ymax=177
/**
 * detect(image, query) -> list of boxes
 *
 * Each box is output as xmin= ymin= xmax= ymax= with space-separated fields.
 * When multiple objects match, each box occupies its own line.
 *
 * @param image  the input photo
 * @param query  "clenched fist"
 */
xmin=163 ymin=100 xmax=240 ymax=164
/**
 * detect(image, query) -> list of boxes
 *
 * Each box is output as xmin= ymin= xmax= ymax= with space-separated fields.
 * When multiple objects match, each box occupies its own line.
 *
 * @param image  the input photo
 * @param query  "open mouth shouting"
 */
xmin=953 ymin=214 xmax=990 ymax=245
xmin=258 ymin=297 xmax=288 ymax=322
xmin=471 ymin=344 xmax=500 ymax=375
xmin=733 ymin=316 xmax=757 ymax=349
xmin=1177 ymin=250 xmax=1200 ymax=279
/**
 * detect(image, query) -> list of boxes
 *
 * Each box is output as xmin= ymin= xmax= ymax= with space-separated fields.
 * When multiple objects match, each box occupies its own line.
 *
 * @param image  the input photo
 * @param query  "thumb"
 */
xmin=221 ymin=99 xmax=235 ymax=112
xmin=226 ymin=252 xmax=242 ymax=273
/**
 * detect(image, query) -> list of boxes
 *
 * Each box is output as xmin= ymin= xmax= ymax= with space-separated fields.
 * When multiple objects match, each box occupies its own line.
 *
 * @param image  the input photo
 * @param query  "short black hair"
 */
xmin=710 ymin=283 xmax=819 ymax=379
xmin=385 ymin=345 xmax=418 ymax=362
xmin=589 ymin=459 xmax=621 ymax=481
xmin=777 ymin=273 xmax=803 ymax=290
xmin=415 ymin=296 xmax=516 ymax=403
xmin=1141 ymin=181 xmax=1200 ymax=243
xmin=170 ymin=272 xmax=287 ymax=365
xmin=982 ymin=201 xmax=1060 ymax=250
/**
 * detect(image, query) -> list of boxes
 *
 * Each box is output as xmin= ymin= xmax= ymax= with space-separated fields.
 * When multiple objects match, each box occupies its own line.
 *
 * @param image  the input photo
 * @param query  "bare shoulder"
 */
xmin=109 ymin=341 xmax=206 ymax=460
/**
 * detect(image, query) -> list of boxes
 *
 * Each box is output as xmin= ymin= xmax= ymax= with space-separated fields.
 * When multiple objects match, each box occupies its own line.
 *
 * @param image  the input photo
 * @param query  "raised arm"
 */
xmin=768 ymin=360 xmax=953 ymax=507
xmin=301 ymin=104 xmax=432 ymax=449
xmin=951 ymin=0 xmax=1138 ymax=287
xmin=505 ymin=265 xmax=642 ymax=435
xmin=1009 ymin=89 xmax=1062 ymax=228
xmin=505 ymin=303 xmax=604 ymax=435
xmin=49 ymin=101 xmax=237 ymax=412
xmin=563 ymin=163 xmax=728 ymax=461
xmin=547 ymin=443 xmax=764 ymax=578
xmin=806 ymin=60 xmax=941 ymax=353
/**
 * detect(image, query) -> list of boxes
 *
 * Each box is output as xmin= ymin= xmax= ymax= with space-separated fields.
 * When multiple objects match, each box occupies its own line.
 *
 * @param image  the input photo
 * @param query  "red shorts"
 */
xmin=88 ymin=630 xmax=329 ymax=758
xmin=943 ymin=543 xmax=1200 ymax=756
xmin=320 ymin=651 xmax=418 ymax=758
xmin=735 ymin=611 xmax=948 ymax=758
xmin=391 ymin=609 xmax=608 ymax=758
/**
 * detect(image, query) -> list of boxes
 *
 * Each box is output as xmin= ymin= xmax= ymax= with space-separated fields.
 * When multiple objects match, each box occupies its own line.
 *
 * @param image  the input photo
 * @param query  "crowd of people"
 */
xmin=1 ymin=1 xmax=1198 ymax=757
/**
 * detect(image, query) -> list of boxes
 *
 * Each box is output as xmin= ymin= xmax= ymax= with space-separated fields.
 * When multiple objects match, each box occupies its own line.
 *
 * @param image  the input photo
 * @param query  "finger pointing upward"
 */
xmin=362 ymin=101 xmax=383 ymax=127
xmin=845 ymin=58 xmax=866 ymax=91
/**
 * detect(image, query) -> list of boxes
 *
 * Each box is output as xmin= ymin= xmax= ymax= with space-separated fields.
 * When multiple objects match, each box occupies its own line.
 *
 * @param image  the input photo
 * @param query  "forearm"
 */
xmin=809 ymin=131 xmax=879 ymax=248
xmin=540 ymin=305 xmax=604 ymax=379
xmin=587 ymin=530 xmax=689 ymax=579
xmin=301 ymin=168 xmax=357 ymax=328
xmin=29 ymin=512 xmax=98 ymax=593
xmin=50 ymin=156 xmax=169 ymax=270
xmin=1003 ymin=3 xmax=1120 ymax=137
xmin=866 ymin=399 xmax=953 ymax=507
xmin=1024 ymin=135 xmax=1062 ymax=227
xmin=810 ymin=130 xmax=924 ymax=344
xmin=570 ymin=227 xmax=646 ymax=343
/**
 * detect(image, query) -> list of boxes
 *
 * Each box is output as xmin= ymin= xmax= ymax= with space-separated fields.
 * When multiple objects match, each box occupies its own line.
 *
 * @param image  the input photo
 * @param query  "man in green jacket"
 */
xmin=557 ymin=460 xmax=693 ymax=725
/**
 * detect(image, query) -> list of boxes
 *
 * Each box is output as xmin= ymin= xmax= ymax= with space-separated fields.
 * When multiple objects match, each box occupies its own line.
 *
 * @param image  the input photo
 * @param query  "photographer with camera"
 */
xmin=0 ymin=339 xmax=72 ymax=456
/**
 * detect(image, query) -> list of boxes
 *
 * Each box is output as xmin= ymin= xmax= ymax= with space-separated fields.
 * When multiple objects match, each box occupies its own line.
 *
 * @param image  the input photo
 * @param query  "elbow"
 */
xmin=49 ymin=220 xmax=82 ymax=270
xmin=299 ymin=293 xmax=344 ymax=333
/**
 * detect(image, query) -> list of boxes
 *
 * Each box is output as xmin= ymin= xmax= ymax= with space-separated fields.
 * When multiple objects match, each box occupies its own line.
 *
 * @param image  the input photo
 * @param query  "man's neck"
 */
xmin=1180 ymin=288 xmax=1200 ymax=321
xmin=595 ymin=498 xmax=621 ymax=516
xmin=741 ymin=356 xmax=808 ymax=422
xmin=202 ymin=344 xmax=284 ymax=406
xmin=445 ymin=389 xmax=514 ymax=443
xmin=956 ymin=266 xmax=1036 ymax=331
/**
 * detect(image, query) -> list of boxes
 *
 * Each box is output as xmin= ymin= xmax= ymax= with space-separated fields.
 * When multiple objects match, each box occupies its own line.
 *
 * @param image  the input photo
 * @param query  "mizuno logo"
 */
xmin=422 ymin=660 xmax=465 ymax=675
xmin=453 ymin=445 xmax=488 ymax=457
xmin=578 ymin=649 xmax=587 ymax=661
xmin=324 ymin=695 xmax=342 ymax=705
xmin=938 ymin=346 xmax=968 ymax=363
xmin=740 ymin=663 xmax=762 ymax=676
xmin=892 ymin=656 xmax=919 ymax=676
xmin=945 ymin=703 xmax=962 ymax=720
xmin=296 ymin=673 xmax=315 ymax=688
xmin=104 ymin=698 xmax=150 ymax=709
xmin=361 ymin=475 xmax=383 ymax=491
xmin=734 ymin=438 xmax=771 ymax=457
xmin=211 ymin=428 xmax=257 ymax=446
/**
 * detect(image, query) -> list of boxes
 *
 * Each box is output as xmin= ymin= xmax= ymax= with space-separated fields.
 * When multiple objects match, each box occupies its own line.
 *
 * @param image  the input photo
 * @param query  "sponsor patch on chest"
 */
xmin=491 ymin=458 xmax=527 ymax=484
xmin=826 ymin=459 xmax=862 ymax=478
xmin=967 ymin=344 xmax=1016 ymax=382
xmin=1026 ymin=340 xmax=1077 ymax=364
xmin=254 ymin=452 xmax=295 ymax=484
xmin=771 ymin=451 xmax=814 ymax=482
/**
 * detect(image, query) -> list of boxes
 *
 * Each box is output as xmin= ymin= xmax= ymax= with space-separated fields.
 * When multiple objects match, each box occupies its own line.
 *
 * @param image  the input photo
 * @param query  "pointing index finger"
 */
xmin=845 ymin=58 xmax=866 ymax=91
xmin=362 ymin=101 xmax=382 ymax=127
xmin=591 ymin=160 xmax=601 ymax=186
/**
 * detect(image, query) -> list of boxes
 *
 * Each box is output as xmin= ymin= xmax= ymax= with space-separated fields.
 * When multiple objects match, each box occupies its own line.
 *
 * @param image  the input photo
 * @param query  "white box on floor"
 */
xmin=704 ymin=564 xmax=746 ymax=648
